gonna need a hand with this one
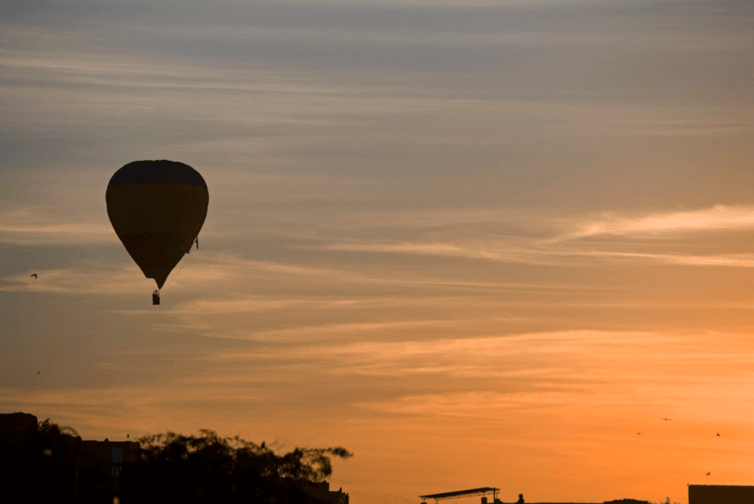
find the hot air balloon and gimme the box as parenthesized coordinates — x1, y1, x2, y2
(106, 160, 208, 304)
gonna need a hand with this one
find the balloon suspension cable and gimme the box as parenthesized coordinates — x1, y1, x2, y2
(168, 244, 193, 285)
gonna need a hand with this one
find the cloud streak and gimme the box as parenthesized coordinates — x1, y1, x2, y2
(300, 205, 754, 269)
(315, 239, 754, 268)
(570, 205, 754, 238)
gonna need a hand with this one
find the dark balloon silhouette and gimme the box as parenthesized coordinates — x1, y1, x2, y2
(106, 160, 208, 301)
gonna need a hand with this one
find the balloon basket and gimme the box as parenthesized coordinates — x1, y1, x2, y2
(152, 290, 160, 305)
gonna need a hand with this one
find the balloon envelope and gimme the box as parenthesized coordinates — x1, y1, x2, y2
(106, 160, 208, 289)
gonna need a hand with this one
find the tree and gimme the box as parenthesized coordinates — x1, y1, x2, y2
(655, 498, 681, 504)
(119, 429, 352, 504)
(24, 418, 81, 504)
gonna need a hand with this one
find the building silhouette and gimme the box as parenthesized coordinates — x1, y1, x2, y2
(301, 480, 350, 504)
(689, 485, 754, 504)
(75, 439, 140, 502)
(1, 412, 139, 503)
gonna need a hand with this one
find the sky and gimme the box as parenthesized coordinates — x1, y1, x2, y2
(1, 0, 754, 502)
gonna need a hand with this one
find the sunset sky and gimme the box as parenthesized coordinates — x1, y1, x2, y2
(2, 1, 754, 503)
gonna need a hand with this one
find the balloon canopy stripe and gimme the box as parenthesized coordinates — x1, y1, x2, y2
(106, 184, 208, 238)
(108, 160, 207, 188)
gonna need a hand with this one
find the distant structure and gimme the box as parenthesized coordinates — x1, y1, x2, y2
(416, 489, 655, 504)
(300, 480, 350, 504)
(689, 484, 754, 504)
(0, 411, 38, 447)
(76, 437, 140, 502)
(420, 487, 501, 504)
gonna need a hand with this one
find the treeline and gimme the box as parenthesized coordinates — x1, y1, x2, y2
(120, 429, 352, 503)
(27, 418, 352, 504)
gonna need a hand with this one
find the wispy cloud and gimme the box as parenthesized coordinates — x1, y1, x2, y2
(0, 384, 267, 438)
(569, 205, 754, 238)
(7, 203, 754, 306)
(314, 238, 754, 269)
(0, 265, 153, 295)
(338, 329, 754, 423)
(0, 259, 289, 298)
(574, 251, 754, 267)
(0, 222, 113, 245)
(315, 240, 560, 265)
(354, 391, 591, 418)
(208, 329, 688, 377)
(0, 203, 113, 245)
(301, 205, 754, 269)
(313, 330, 665, 378)
(0, 248, 600, 298)
(198, 316, 513, 344)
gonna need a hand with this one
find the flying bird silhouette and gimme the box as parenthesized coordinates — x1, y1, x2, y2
(662, 418, 671, 421)
(706, 472, 710, 476)
(717, 433, 720, 436)
(637, 432, 641, 435)
(30, 274, 37, 278)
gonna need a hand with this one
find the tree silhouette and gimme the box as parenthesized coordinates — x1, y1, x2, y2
(119, 429, 352, 504)
(27, 418, 81, 504)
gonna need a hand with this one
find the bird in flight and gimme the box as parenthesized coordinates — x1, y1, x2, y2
(30, 274, 37, 278)
(637, 432, 641, 435)
(661, 418, 671, 421)
(706, 472, 710, 476)
(717, 433, 720, 436)
(37, 371, 40, 375)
